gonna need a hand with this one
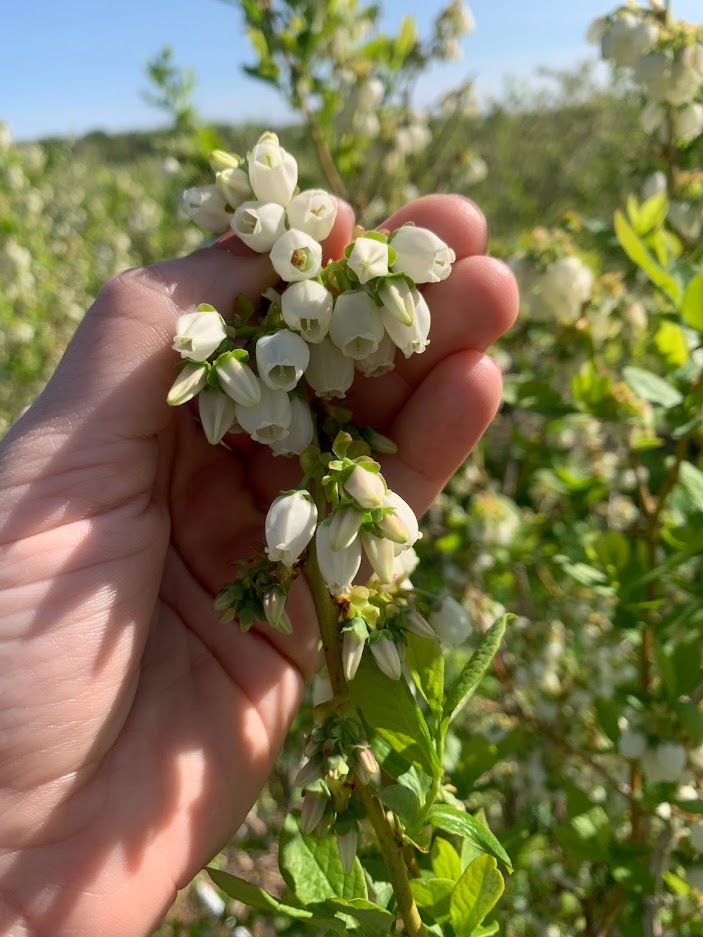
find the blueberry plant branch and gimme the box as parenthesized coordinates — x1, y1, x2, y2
(171, 131, 510, 935)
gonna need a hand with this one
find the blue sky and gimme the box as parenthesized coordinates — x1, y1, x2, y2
(1, 0, 701, 140)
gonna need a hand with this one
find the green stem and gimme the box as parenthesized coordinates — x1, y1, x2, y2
(303, 545, 427, 937)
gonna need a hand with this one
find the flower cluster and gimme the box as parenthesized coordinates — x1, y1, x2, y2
(508, 241, 594, 327)
(172, 133, 455, 454)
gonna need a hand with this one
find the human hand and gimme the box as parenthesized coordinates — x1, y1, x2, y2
(0, 195, 517, 937)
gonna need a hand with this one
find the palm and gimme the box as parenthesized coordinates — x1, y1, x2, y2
(0, 195, 517, 937)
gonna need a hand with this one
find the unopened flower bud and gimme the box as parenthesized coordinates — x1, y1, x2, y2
(329, 506, 364, 551)
(383, 491, 420, 551)
(405, 609, 437, 640)
(382, 289, 431, 357)
(429, 596, 471, 647)
(301, 792, 328, 834)
(216, 166, 253, 209)
(265, 491, 318, 567)
(248, 133, 298, 207)
(182, 185, 231, 233)
(316, 521, 362, 595)
(199, 389, 238, 445)
(167, 362, 208, 406)
(263, 587, 288, 627)
(336, 823, 359, 874)
(209, 149, 243, 172)
(281, 280, 334, 344)
(295, 759, 322, 787)
(355, 746, 381, 786)
(371, 632, 402, 680)
(344, 465, 386, 508)
(375, 510, 409, 545)
(378, 277, 416, 326)
(390, 225, 456, 283)
(215, 353, 261, 407)
(347, 237, 390, 284)
(256, 329, 310, 392)
(342, 617, 369, 682)
(172, 306, 227, 362)
(232, 201, 287, 253)
(362, 532, 396, 585)
(287, 189, 338, 242)
(271, 229, 323, 282)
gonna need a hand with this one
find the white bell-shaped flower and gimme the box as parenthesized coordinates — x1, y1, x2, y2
(355, 333, 397, 378)
(265, 491, 318, 567)
(216, 167, 253, 209)
(667, 56, 701, 106)
(305, 338, 355, 397)
(370, 633, 402, 681)
(382, 289, 431, 358)
(361, 532, 396, 585)
(256, 329, 310, 393)
(390, 226, 456, 284)
(182, 185, 232, 233)
(270, 396, 314, 456)
(281, 280, 334, 343)
(328, 505, 364, 551)
(378, 277, 416, 326)
(235, 383, 292, 443)
(248, 132, 298, 207)
(347, 237, 390, 284)
(270, 229, 323, 282)
(232, 201, 287, 253)
(167, 362, 208, 406)
(215, 353, 261, 407)
(429, 596, 471, 647)
(675, 102, 703, 144)
(172, 307, 228, 362)
(668, 201, 703, 241)
(199, 390, 238, 445)
(634, 52, 673, 100)
(383, 491, 420, 551)
(329, 292, 385, 359)
(316, 521, 362, 595)
(357, 77, 384, 110)
(287, 189, 338, 242)
(344, 465, 386, 508)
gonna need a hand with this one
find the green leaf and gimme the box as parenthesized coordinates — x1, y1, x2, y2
(393, 14, 417, 65)
(622, 366, 683, 408)
(378, 784, 421, 826)
(682, 273, 703, 331)
(443, 615, 509, 721)
(427, 805, 512, 871)
(207, 869, 314, 921)
(431, 836, 462, 882)
(637, 191, 669, 235)
(409, 877, 455, 923)
(279, 815, 367, 905)
(450, 855, 505, 936)
(614, 210, 682, 305)
(655, 321, 688, 366)
(678, 461, 703, 514)
(321, 897, 394, 935)
(404, 631, 444, 719)
(471, 923, 500, 937)
(348, 658, 440, 778)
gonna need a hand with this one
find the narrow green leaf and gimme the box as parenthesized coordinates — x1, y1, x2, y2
(404, 631, 444, 718)
(622, 366, 683, 408)
(637, 191, 668, 235)
(443, 616, 509, 721)
(450, 855, 505, 936)
(682, 273, 703, 331)
(428, 805, 512, 871)
(348, 657, 440, 778)
(279, 815, 367, 904)
(431, 836, 462, 882)
(614, 210, 682, 304)
(207, 869, 314, 920)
